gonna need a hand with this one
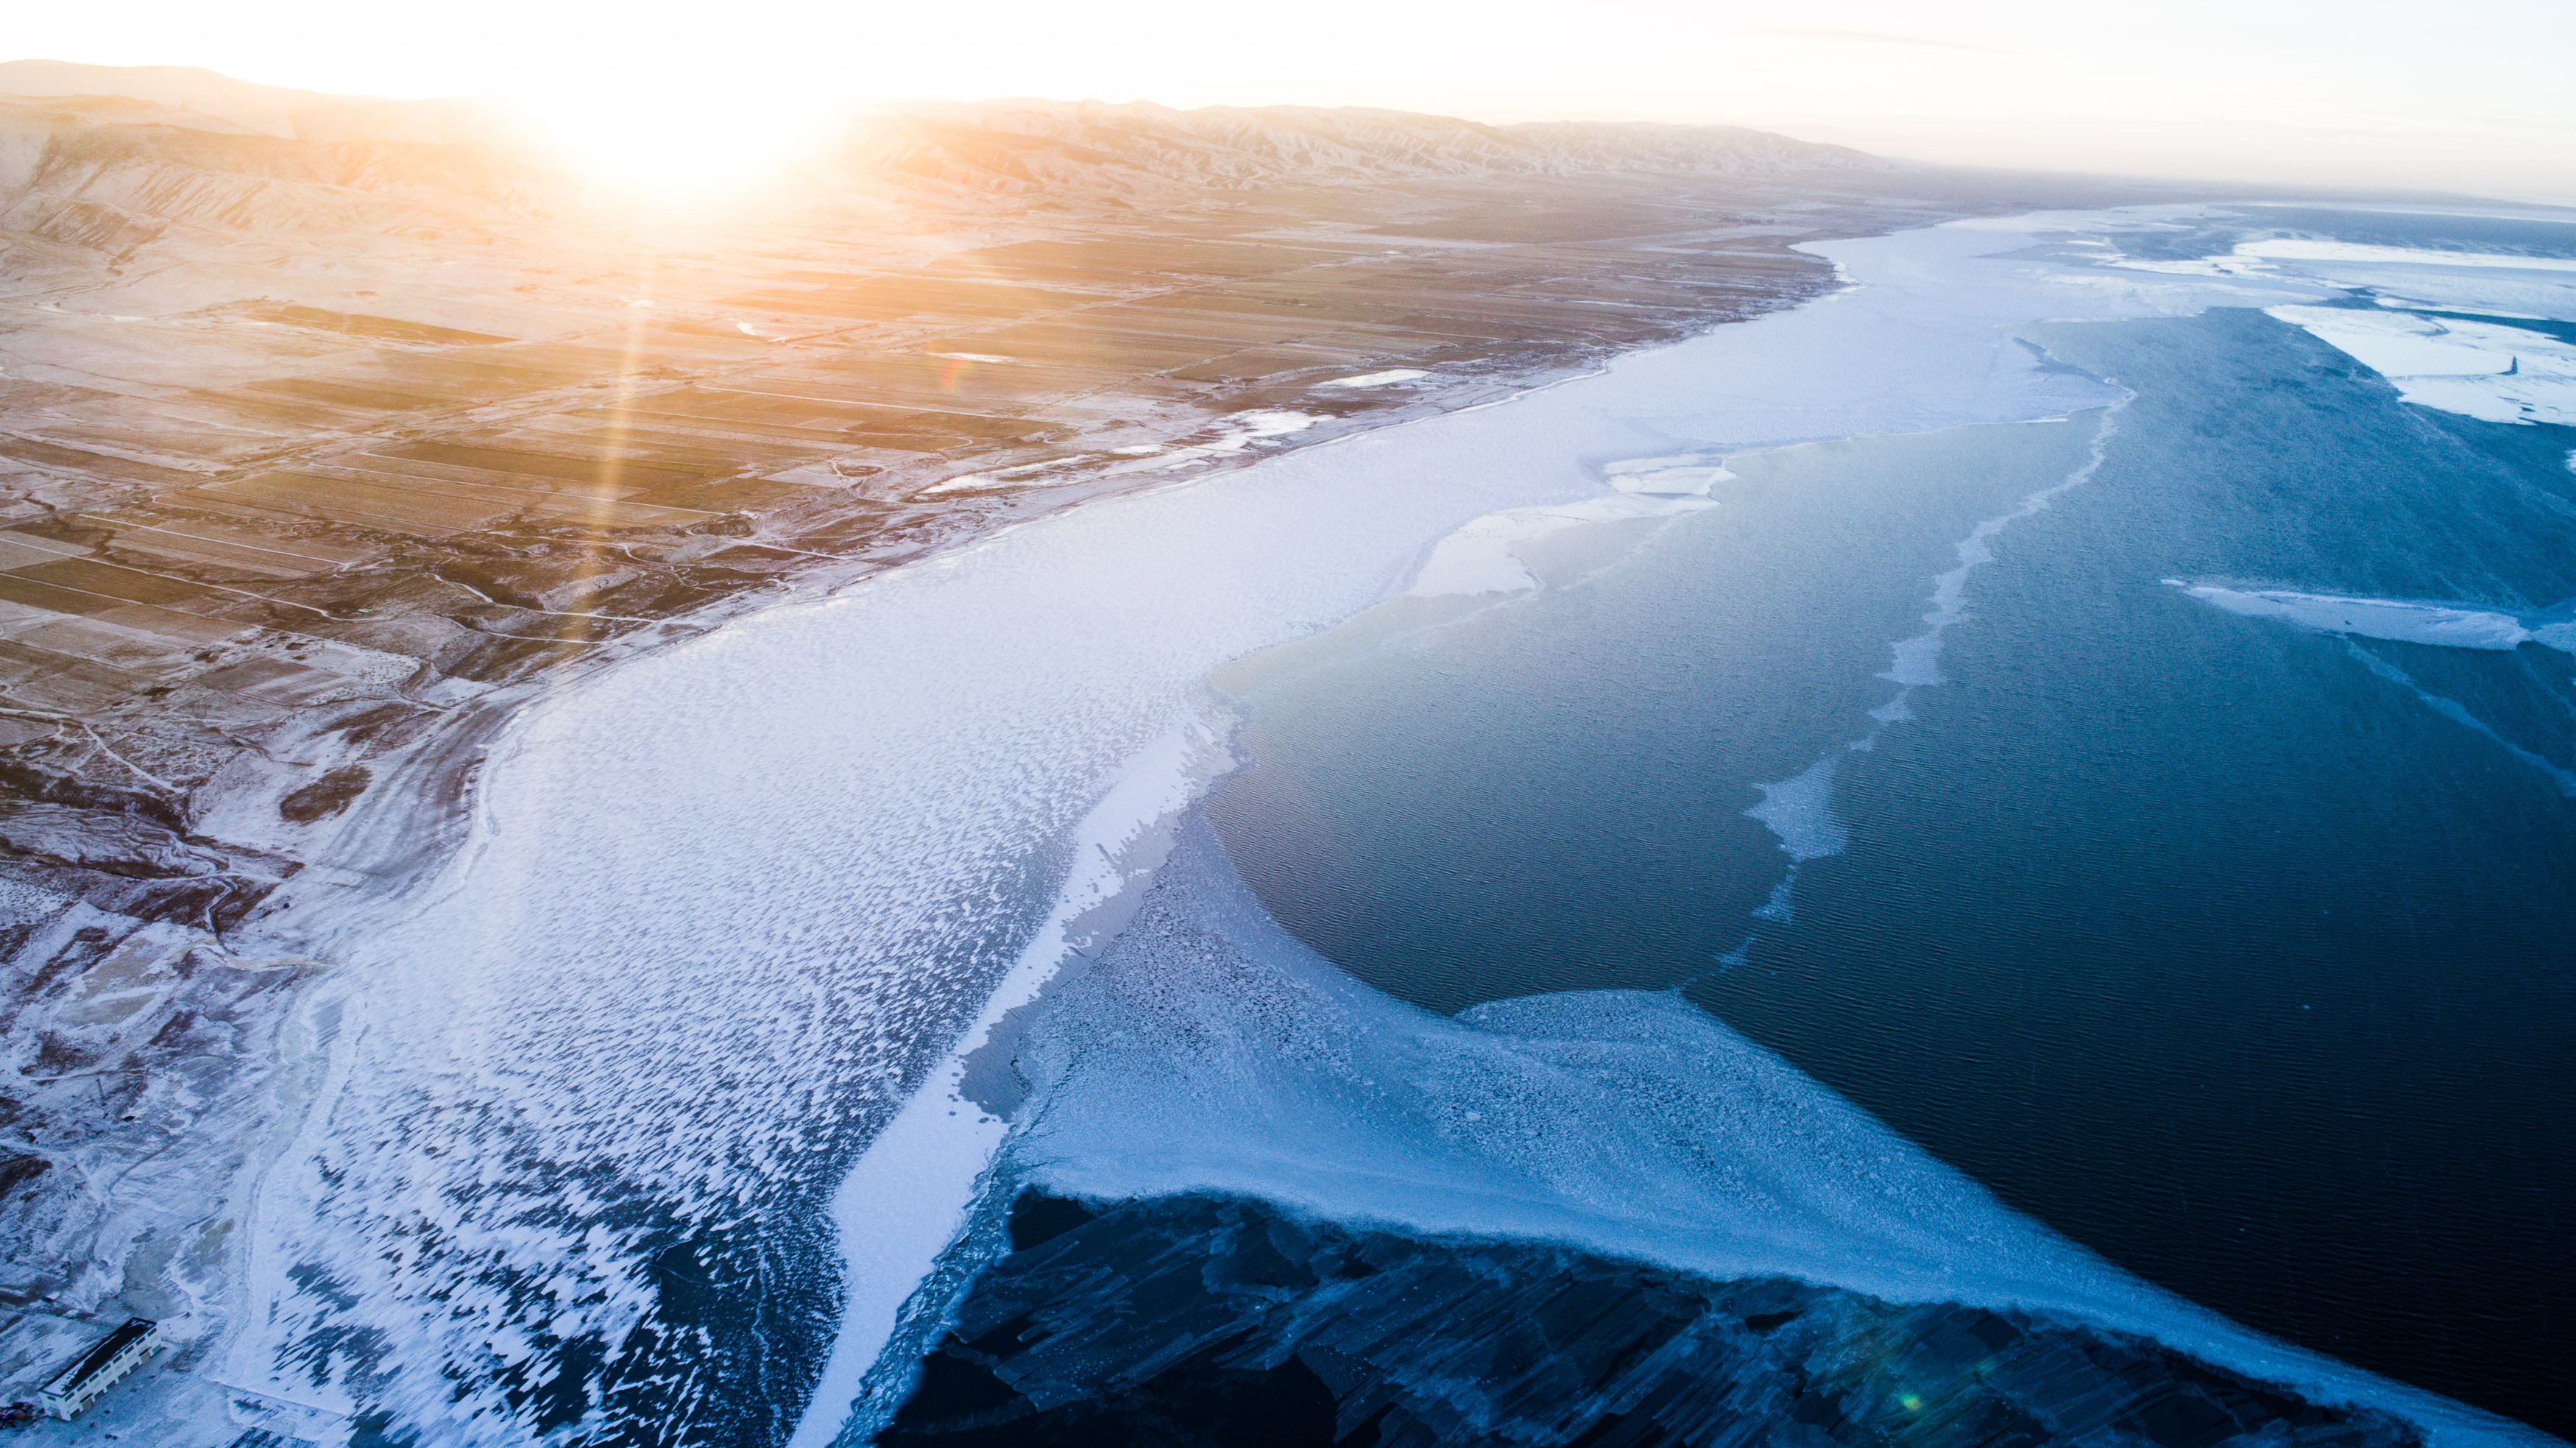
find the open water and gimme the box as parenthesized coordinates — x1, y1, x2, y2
(1205, 208, 2576, 1437)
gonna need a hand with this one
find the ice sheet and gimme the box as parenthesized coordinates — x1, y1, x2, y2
(2268, 307, 2519, 376)
(2106, 227, 2576, 423)
(2236, 240, 2576, 274)
(2170, 582, 2559, 651)
(1406, 494, 1716, 597)
(1604, 455, 1736, 495)
(2265, 306, 2576, 426)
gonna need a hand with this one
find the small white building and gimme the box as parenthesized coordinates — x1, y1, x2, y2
(35, 1317, 162, 1420)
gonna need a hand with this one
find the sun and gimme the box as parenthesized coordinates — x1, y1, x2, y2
(503, 74, 842, 194)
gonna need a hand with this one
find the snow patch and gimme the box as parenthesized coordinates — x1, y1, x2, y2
(1103, 411, 1325, 476)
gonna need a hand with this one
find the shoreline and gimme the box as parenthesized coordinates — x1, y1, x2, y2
(10, 188, 2533, 1444)
(0, 233, 1866, 1438)
(246, 322, 1705, 947)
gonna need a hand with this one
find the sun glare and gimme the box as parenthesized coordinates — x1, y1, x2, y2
(504, 77, 841, 194)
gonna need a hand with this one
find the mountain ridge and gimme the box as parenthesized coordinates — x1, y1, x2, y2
(0, 60, 1883, 243)
(843, 100, 1882, 197)
(0, 58, 470, 143)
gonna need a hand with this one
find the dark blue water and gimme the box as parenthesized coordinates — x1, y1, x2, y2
(1205, 280, 2576, 1433)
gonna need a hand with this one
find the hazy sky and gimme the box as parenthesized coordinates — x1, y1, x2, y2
(12, 0, 2575, 199)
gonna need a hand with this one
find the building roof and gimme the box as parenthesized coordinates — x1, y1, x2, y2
(39, 1318, 156, 1399)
